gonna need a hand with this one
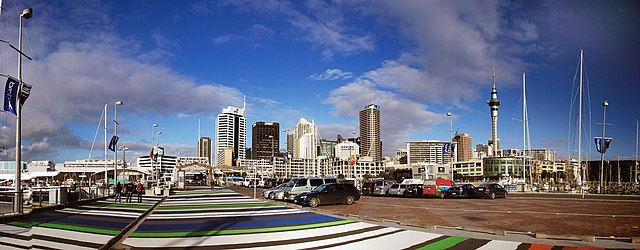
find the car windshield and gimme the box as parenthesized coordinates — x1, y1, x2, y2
(275, 183, 286, 189)
(285, 179, 297, 188)
(452, 184, 465, 188)
(390, 184, 399, 188)
(313, 184, 329, 192)
(479, 184, 492, 188)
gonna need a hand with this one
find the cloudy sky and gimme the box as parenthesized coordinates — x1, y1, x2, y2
(0, 0, 639, 164)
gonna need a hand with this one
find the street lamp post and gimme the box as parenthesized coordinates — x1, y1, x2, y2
(14, 8, 32, 214)
(120, 146, 128, 178)
(447, 112, 453, 181)
(352, 130, 356, 180)
(599, 100, 608, 193)
(151, 123, 158, 191)
(156, 131, 162, 193)
(113, 101, 123, 185)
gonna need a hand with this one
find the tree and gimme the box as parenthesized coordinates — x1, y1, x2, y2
(337, 174, 345, 179)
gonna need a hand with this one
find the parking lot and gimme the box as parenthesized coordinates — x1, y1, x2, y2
(231, 186, 640, 238)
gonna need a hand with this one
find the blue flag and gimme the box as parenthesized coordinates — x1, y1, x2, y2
(3, 76, 19, 115)
(442, 144, 450, 154)
(594, 137, 612, 154)
(108, 135, 119, 152)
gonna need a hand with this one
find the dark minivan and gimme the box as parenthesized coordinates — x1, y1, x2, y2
(294, 183, 360, 207)
(361, 182, 374, 196)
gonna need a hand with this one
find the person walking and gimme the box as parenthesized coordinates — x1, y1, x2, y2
(115, 182, 123, 203)
(136, 181, 144, 203)
(125, 182, 134, 203)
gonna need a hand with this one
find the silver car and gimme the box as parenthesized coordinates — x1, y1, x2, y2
(388, 184, 408, 196)
(262, 183, 286, 199)
(373, 180, 395, 196)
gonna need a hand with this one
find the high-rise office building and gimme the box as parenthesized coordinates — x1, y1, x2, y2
(293, 118, 317, 159)
(360, 104, 382, 162)
(198, 137, 212, 165)
(215, 105, 246, 167)
(454, 133, 473, 162)
(406, 140, 453, 165)
(252, 122, 280, 160)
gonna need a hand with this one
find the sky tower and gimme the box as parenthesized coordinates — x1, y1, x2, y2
(488, 63, 501, 156)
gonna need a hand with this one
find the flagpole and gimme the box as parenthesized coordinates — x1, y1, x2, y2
(599, 100, 608, 193)
(14, 8, 32, 214)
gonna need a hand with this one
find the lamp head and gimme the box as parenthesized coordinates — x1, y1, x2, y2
(115, 100, 123, 105)
(446, 112, 452, 117)
(603, 100, 608, 107)
(21, 8, 32, 19)
(153, 123, 158, 127)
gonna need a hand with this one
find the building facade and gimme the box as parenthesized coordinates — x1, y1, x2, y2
(454, 133, 473, 162)
(198, 137, 212, 165)
(526, 149, 557, 162)
(360, 104, 382, 161)
(137, 155, 177, 183)
(319, 139, 337, 158)
(252, 122, 280, 160)
(335, 141, 360, 161)
(406, 141, 454, 165)
(453, 159, 484, 180)
(215, 105, 246, 166)
(293, 118, 317, 159)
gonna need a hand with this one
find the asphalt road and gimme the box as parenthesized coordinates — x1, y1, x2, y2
(232, 186, 640, 238)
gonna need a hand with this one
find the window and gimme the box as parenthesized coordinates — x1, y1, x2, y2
(309, 179, 323, 186)
(296, 179, 307, 186)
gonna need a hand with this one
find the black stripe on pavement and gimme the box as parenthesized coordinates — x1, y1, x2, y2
(32, 234, 104, 249)
(516, 243, 532, 250)
(0, 240, 30, 249)
(0, 230, 31, 241)
(404, 235, 450, 250)
(306, 228, 406, 250)
(446, 238, 490, 250)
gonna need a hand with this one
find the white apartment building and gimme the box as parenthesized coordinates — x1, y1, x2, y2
(137, 155, 177, 183)
(177, 156, 210, 166)
(293, 118, 317, 159)
(453, 159, 484, 180)
(215, 105, 246, 167)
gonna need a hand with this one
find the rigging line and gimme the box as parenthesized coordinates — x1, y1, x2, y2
(22, 15, 72, 161)
(88, 108, 105, 159)
(568, 54, 581, 159)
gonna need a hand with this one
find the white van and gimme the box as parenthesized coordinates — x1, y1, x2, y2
(282, 177, 337, 200)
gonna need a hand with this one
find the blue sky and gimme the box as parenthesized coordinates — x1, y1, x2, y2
(0, 0, 639, 164)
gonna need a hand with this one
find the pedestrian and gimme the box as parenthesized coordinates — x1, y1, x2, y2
(136, 181, 144, 203)
(125, 182, 133, 203)
(115, 182, 123, 203)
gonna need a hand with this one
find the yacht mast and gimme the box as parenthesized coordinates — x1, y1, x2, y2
(578, 49, 584, 189)
(522, 72, 527, 184)
(636, 120, 639, 183)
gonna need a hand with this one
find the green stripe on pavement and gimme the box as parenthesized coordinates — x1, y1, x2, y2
(157, 203, 279, 210)
(88, 202, 153, 209)
(417, 236, 468, 250)
(130, 219, 354, 237)
(9, 221, 121, 235)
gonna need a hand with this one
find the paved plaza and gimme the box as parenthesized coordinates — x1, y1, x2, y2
(0, 188, 638, 249)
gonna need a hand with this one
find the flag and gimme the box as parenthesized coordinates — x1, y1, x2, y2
(149, 147, 154, 159)
(269, 156, 273, 165)
(3, 76, 19, 115)
(19, 82, 32, 106)
(442, 144, 450, 154)
(108, 135, 119, 152)
(594, 137, 612, 153)
(283, 154, 288, 164)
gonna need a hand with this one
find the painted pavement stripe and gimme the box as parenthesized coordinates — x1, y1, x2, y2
(405, 235, 452, 250)
(321, 229, 442, 250)
(130, 219, 355, 237)
(31, 226, 113, 244)
(141, 211, 321, 226)
(517, 243, 533, 250)
(415, 236, 469, 250)
(54, 209, 143, 218)
(31, 234, 103, 249)
(560, 247, 607, 250)
(269, 227, 404, 250)
(0, 224, 31, 241)
(446, 237, 491, 250)
(123, 220, 377, 248)
(31, 239, 96, 250)
(156, 203, 280, 210)
(476, 240, 523, 250)
(149, 206, 297, 215)
(147, 209, 309, 219)
(10, 221, 122, 235)
(0, 240, 29, 249)
(528, 243, 555, 250)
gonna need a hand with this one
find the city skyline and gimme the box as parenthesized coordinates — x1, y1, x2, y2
(0, 1, 639, 164)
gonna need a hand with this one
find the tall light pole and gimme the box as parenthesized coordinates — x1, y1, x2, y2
(151, 123, 158, 190)
(599, 100, 608, 193)
(113, 100, 123, 185)
(14, 7, 32, 214)
(447, 112, 453, 180)
(156, 131, 162, 193)
(352, 130, 356, 180)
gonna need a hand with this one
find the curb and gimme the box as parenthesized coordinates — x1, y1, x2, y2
(535, 232, 595, 242)
(463, 226, 506, 236)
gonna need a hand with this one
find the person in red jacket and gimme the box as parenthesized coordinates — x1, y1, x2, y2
(136, 181, 144, 203)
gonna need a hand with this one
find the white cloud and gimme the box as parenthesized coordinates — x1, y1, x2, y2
(308, 69, 353, 81)
(213, 24, 274, 46)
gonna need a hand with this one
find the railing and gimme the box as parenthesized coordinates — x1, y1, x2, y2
(0, 185, 113, 216)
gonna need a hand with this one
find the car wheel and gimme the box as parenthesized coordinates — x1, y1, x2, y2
(345, 196, 354, 205)
(268, 192, 275, 199)
(309, 197, 320, 207)
(503, 192, 508, 199)
(490, 192, 496, 199)
(439, 193, 445, 199)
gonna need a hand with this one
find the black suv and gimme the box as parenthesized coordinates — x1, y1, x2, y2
(361, 182, 374, 196)
(294, 183, 360, 207)
(403, 184, 423, 197)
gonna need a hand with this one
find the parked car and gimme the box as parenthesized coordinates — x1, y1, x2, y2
(403, 184, 423, 197)
(283, 177, 337, 201)
(262, 183, 287, 199)
(423, 179, 454, 199)
(444, 184, 476, 198)
(293, 183, 360, 207)
(473, 183, 508, 199)
(388, 184, 409, 196)
(373, 180, 395, 196)
(361, 182, 375, 196)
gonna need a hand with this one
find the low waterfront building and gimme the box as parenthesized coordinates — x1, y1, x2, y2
(482, 156, 531, 180)
(453, 159, 484, 181)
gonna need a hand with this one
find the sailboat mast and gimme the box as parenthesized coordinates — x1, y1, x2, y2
(636, 120, 638, 183)
(523, 72, 527, 184)
(104, 104, 108, 184)
(578, 49, 584, 188)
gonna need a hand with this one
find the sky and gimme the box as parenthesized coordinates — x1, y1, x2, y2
(0, 0, 639, 165)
